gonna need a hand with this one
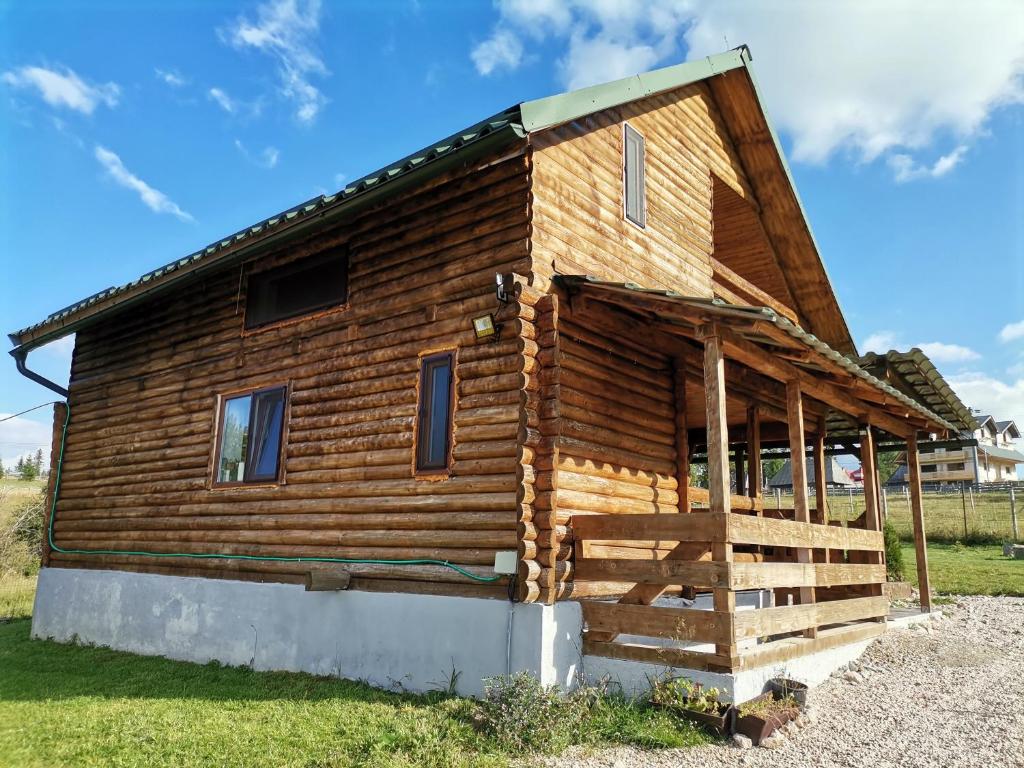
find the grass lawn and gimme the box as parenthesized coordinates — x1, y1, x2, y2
(902, 543, 1024, 597)
(0, 618, 708, 768)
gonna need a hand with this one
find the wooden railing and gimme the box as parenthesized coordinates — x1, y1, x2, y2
(572, 512, 888, 672)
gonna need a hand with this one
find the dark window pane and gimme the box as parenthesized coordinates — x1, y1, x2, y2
(247, 388, 286, 481)
(245, 249, 348, 328)
(624, 123, 646, 227)
(416, 353, 454, 472)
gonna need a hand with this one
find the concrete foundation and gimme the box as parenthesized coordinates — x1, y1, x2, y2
(31, 567, 582, 697)
(32, 567, 877, 702)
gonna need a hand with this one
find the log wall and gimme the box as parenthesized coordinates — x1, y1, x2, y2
(50, 145, 534, 598)
(529, 81, 757, 296)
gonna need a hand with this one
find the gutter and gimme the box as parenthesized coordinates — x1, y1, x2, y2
(10, 347, 68, 398)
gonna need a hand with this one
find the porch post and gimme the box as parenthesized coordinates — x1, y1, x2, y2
(747, 405, 762, 511)
(673, 359, 691, 514)
(702, 325, 736, 663)
(813, 416, 829, 563)
(907, 433, 932, 612)
(786, 381, 816, 637)
(860, 426, 880, 531)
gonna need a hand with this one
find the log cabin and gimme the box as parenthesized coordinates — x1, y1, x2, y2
(10, 47, 959, 699)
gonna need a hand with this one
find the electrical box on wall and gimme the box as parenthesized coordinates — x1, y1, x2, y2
(493, 551, 518, 575)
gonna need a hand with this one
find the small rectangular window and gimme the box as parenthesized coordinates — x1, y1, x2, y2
(623, 123, 646, 227)
(415, 352, 455, 473)
(215, 385, 287, 484)
(245, 248, 348, 329)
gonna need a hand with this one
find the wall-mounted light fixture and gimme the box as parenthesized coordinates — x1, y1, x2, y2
(472, 313, 499, 341)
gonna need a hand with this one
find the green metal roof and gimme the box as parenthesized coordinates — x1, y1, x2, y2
(978, 444, 1024, 464)
(557, 275, 957, 435)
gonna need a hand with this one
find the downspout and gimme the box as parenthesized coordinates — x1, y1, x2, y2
(10, 346, 69, 398)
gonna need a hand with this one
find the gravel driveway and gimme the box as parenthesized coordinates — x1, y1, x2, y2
(541, 596, 1024, 768)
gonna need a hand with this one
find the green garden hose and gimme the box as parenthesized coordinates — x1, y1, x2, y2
(47, 403, 501, 583)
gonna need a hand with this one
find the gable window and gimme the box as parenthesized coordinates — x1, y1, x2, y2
(415, 352, 455, 473)
(245, 247, 348, 329)
(623, 123, 646, 228)
(215, 385, 287, 484)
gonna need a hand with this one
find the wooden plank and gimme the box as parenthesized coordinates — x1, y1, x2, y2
(581, 601, 734, 645)
(574, 558, 729, 586)
(582, 638, 731, 672)
(674, 361, 690, 514)
(727, 514, 884, 551)
(907, 433, 932, 612)
(786, 381, 817, 638)
(305, 568, 352, 591)
(736, 621, 885, 671)
(732, 596, 889, 640)
(730, 562, 885, 589)
(687, 486, 763, 511)
(860, 427, 881, 531)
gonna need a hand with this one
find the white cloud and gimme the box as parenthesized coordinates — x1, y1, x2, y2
(471, 28, 524, 76)
(333, 172, 347, 188)
(948, 371, 1024, 436)
(221, 0, 327, 124)
(999, 320, 1024, 343)
(475, 0, 1024, 181)
(862, 331, 898, 353)
(155, 68, 186, 87)
(888, 146, 968, 183)
(208, 87, 237, 114)
(0, 414, 52, 469)
(94, 146, 193, 222)
(861, 332, 980, 363)
(234, 138, 280, 168)
(916, 341, 981, 363)
(1, 64, 119, 114)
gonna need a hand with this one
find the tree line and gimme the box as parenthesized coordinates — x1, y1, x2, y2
(0, 449, 45, 481)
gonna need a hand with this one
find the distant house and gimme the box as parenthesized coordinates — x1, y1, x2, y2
(887, 414, 1022, 485)
(767, 457, 855, 490)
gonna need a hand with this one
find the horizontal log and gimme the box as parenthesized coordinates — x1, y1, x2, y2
(735, 621, 886, 671)
(574, 558, 729, 586)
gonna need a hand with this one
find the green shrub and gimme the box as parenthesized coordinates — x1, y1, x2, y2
(477, 673, 585, 753)
(1, 490, 45, 578)
(884, 520, 905, 581)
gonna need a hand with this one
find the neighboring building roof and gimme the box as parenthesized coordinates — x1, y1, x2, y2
(857, 349, 977, 434)
(10, 45, 854, 357)
(978, 444, 1024, 464)
(558, 275, 956, 434)
(995, 420, 1021, 438)
(975, 414, 995, 430)
(767, 457, 855, 488)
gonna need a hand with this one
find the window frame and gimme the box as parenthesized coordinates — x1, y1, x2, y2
(622, 122, 647, 229)
(414, 350, 457, 476)
(243, 247, 350, 331)
(211, 383, 290, 488)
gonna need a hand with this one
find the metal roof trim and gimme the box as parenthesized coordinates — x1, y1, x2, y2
(557, 275, 956, 434)
(977, 444, 1024, 464)
(518, 47, 748, 133)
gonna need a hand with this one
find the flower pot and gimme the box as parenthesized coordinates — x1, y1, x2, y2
(652, 700, 734, 736)
(733, 692, 799, 746)
(767, 677, 808, 707)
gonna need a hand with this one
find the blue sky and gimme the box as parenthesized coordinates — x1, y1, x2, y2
(1, 0, 1023, 466)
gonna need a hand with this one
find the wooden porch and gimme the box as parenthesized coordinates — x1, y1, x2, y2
(557, 277, 949, 674)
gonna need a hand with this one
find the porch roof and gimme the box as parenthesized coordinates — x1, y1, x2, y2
(557, 275, 956, 436)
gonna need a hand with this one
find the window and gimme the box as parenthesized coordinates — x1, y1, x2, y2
(623, 123, 646, 227)
(245, 248, 348, 329)
(215, 386, 287, 484)
(948, 462, 965, 471)
(415, 352, 455, 473)
(921, 464, 937, 473)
